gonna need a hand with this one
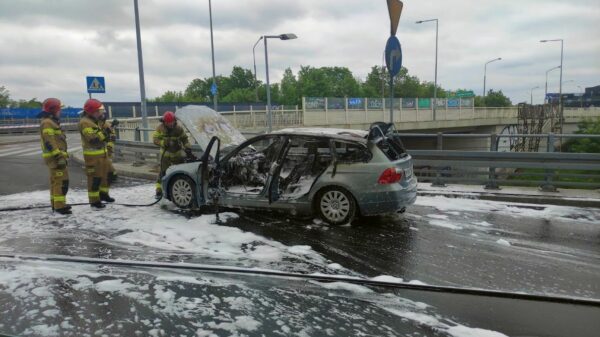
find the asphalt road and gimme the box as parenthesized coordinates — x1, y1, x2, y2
(1, 135, 599, 336)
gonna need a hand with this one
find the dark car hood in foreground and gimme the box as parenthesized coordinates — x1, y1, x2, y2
(1, 257, 598, 337)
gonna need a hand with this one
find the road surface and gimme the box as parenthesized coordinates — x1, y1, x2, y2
(0, 136, 599, 337)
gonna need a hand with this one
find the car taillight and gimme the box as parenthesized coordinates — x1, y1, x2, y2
(378, 167, 403, 184)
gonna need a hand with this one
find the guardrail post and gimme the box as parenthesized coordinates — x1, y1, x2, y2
(344, 97, 349, 124)
(540, 133, 558, 192)
(132, 127, 145, 164)
(485, 133, 500, 190)
(432, 133, 446, 187)
(108, 106, 113, 119)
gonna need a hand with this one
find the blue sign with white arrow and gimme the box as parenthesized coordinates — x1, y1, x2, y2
(385, 36, 403, 77)
(210, 83, 218, 96)
(86, 76, 106, 94)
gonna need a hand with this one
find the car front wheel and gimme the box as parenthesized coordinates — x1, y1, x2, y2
(316, 187, 356, 225)
(169, 175, 196, 209)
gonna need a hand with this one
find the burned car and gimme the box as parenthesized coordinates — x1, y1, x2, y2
(162, 106, 417, 225)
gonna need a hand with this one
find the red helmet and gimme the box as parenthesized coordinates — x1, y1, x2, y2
(42, 98, 62, 114)
(84, 98, 103, 114)
(163, 111, 176, 124)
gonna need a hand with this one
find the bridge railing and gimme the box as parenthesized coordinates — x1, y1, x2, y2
(113, 130, 600, 191)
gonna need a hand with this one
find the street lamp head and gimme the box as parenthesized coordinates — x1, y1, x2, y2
(415, 20, 423, 24)
(279, 33, 297, 40)
(540, 40, 548, 43)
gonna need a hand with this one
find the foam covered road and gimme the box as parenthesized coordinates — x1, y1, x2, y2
(0, 184, 599, 336)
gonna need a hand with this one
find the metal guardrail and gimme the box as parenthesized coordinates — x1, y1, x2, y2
(114, 132, 600, 191)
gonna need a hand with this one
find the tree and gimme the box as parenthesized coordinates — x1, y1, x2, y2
(297, 66, 361, 98)
(222, 88, 255, 103)
(0, 86, 9, 107)
(475, 89, 512, 107)
(184, 78, 211, 102)
(150, 90, 190, 103)
(228, 66, 254, 91)
(564, 118, 600, 153)
(279, 68, 299, 105)
(12, 98, 42, 108)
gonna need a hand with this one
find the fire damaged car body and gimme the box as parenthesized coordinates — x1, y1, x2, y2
(162, 106, 417, 224)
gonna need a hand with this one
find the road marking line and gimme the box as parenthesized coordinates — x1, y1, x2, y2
(0, 146, 24, 154)
(0, 147, 42, 157)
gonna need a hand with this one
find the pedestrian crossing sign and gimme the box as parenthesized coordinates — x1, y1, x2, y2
(86, 76, 106, 94)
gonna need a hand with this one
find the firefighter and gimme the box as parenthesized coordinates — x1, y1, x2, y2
(79, 98, 115, 208)
(39, 98, 71, 214)
(153, 111, 192, 198)
(99, 110, 117, 184)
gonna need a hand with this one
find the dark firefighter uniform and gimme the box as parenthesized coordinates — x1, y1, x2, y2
(153, 122, 192, 195)
(40, 112, 69, 212)
(79, 114, 110, 205)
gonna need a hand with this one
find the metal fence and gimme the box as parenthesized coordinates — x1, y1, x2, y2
(304, 97, 475, 110)
(396, 133, 600, 190)
(112, 130, 600, 191)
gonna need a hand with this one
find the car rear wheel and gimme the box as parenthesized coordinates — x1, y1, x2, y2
(169, 175, 196, 209)
(316, 187, 356, 225)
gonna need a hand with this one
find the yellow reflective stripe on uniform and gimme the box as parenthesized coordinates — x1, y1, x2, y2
(99, 187, 109, 193)
(155, 183, 162, 188)
(83, 149, 106, 156)
(42, 128, 62, 135)
(82, 127, 97, 135)
(53, 195, 66, 202)
(42, 149, 62, 158)
(88, 191, 100, 198)
(107, 142, 114, 147)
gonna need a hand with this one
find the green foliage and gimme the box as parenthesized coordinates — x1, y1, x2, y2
(564, 118, 600, 153)
(0, 86, 10, 107)
(279, 68, 299, 105)
(152, 64, 505, 106)
(474, 89, 512, 107)
(222, 88, 255, 103)
(297, 66, 360, 98)
(12, 98, 42, 108)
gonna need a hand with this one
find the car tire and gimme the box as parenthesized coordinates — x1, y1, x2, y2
(169, 175, 196, 209)
(315, 186, 356, 225)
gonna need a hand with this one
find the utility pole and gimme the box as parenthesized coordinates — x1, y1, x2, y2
(133, 0, 148, 141)
(209, 0, 217, 112)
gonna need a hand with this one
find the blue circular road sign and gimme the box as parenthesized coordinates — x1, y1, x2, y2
(385, 36, 402, 77)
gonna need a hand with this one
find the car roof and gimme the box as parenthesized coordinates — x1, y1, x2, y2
(272, 128, 368, 142)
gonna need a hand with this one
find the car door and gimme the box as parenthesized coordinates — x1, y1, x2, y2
(216, 135, 287, 209)
(271, 136, 334, 202)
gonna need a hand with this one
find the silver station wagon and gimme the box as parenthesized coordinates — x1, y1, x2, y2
(163, 106, 417, 225)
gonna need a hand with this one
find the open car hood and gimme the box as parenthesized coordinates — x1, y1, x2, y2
(175, 105, 246, 152)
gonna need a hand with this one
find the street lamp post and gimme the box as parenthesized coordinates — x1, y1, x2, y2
(541, 39, 564, 131)
(416, 19, 438, 119)
(260, 33, 297, 132)
(530, 86, 540, 105)
(252, 37, 263, 102)
(545, 65, 561, 103)
(483, 57, 502, 99)
(133, 0, 148, 141)
(208, 0, 217, 112)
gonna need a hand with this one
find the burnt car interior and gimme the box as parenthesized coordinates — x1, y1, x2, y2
(368, 122, 407, 160)
(277, 138, 332, 198)
(220, 136, 284, 194)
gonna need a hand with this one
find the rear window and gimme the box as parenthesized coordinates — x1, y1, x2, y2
(375, 135, 407, 161)
(334, 141, 372, 163)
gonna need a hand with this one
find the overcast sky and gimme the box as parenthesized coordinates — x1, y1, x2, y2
(1, 0, 598, 106)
